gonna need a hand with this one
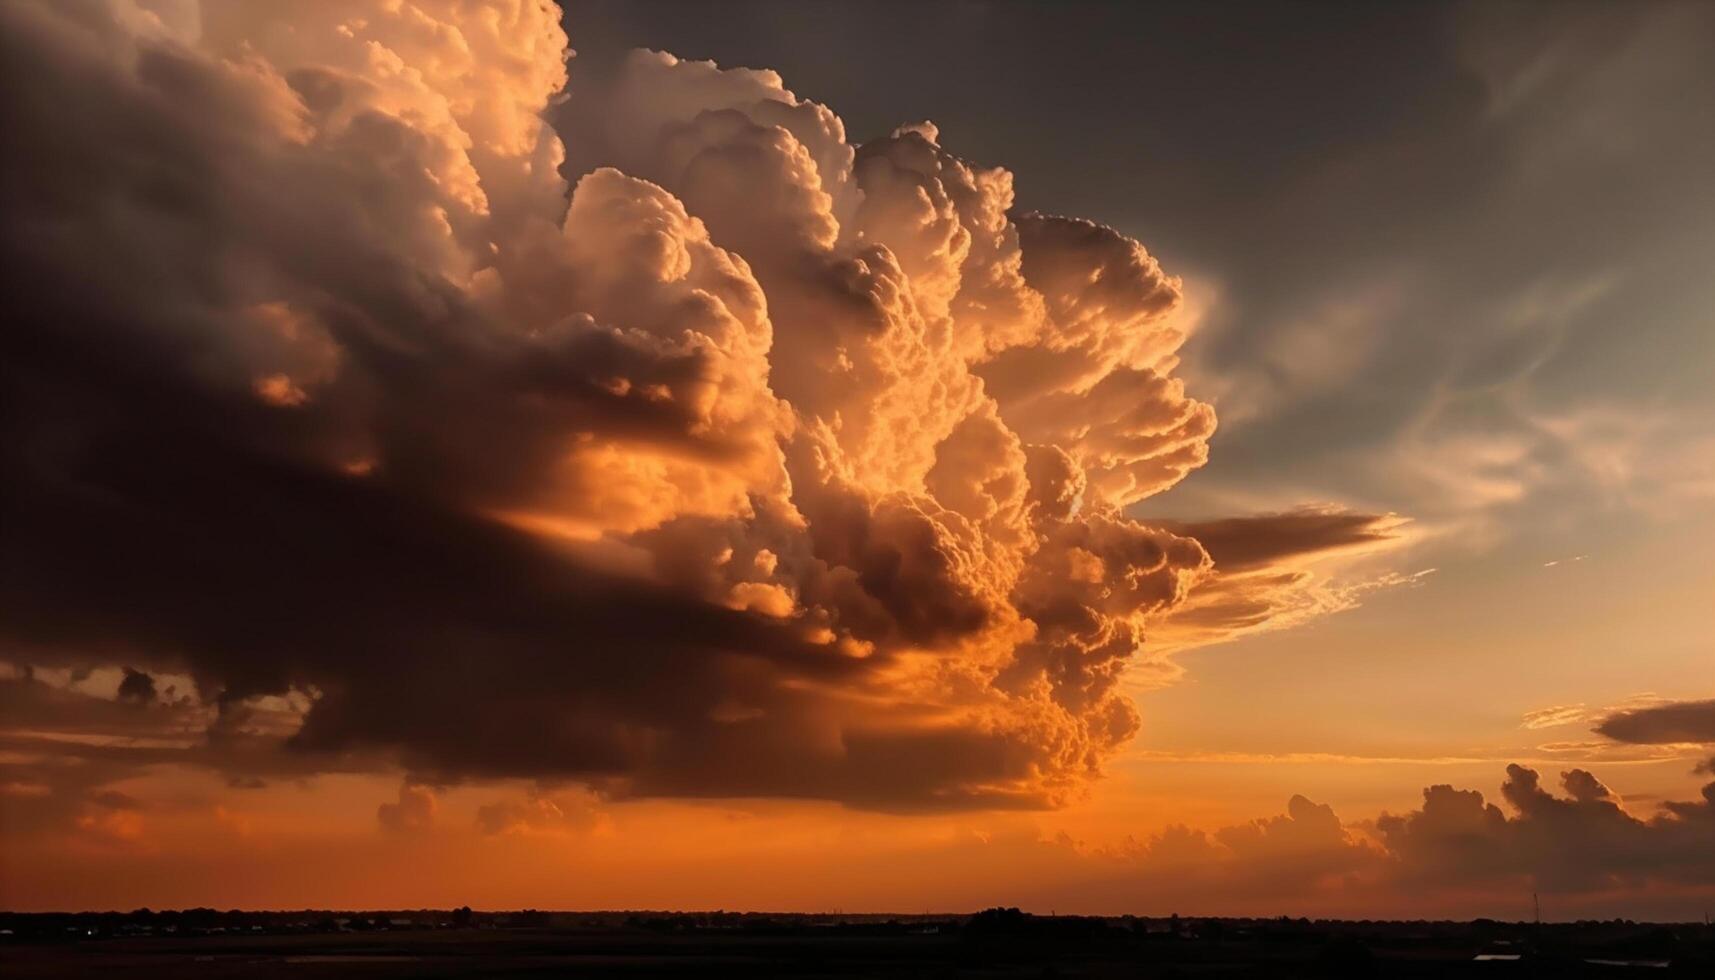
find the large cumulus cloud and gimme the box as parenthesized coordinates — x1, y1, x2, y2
(0, 0, 1390, 812)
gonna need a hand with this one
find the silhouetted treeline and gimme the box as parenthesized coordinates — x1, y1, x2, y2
(3, 905, 1713, 974)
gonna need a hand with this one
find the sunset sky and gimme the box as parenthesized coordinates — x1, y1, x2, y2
(2, 0, 1712, 920)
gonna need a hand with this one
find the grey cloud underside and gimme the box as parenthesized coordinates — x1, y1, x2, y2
(1374, 764, 1715, 893)
(0, 264, 1058, 810)
(10, 668, 1714, 904)
(1596, 700, 1715, 746)
(1155, 511, 1399, 573)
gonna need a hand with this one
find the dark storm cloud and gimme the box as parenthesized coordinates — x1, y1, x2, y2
(1596, 699, 1715, 745)
(0, 1, 1237, 812)
(0, 671, 381, 836)
(11, 0, 1690, 821)
(1157, 510, 1401, 573)
(116, 669, 159, 704)
(0, 0, 871, 804)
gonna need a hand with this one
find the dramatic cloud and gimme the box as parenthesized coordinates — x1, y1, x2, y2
(0, 0, 1409, 814)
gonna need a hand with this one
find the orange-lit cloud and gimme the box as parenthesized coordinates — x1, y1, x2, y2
(0, 6, 1487, 898)
(3, 0, 1712, 922)
(0, 0, 1264, 813)
(1146, 509, 1422, 657)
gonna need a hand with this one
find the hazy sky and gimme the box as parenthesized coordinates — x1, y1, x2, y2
(1, 0, 1711, 918)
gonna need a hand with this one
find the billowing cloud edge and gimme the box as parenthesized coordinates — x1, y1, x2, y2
(1, 0, 1407, 812)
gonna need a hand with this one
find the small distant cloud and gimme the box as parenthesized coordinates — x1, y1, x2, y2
(116, 667, 157, 704)
(1521, 704, 1588, 729)
(475, 789, 607, 837)
(377, 782, 438, 835)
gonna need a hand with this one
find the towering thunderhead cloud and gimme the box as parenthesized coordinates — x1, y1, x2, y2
(0, 1, 1220, 809)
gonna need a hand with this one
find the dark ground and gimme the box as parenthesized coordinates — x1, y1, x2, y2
(3, 909, 1711, 977)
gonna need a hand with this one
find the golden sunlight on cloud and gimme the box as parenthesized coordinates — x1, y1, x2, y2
(0, 0, 1257, 813)
(5, 0, 1712, 923)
